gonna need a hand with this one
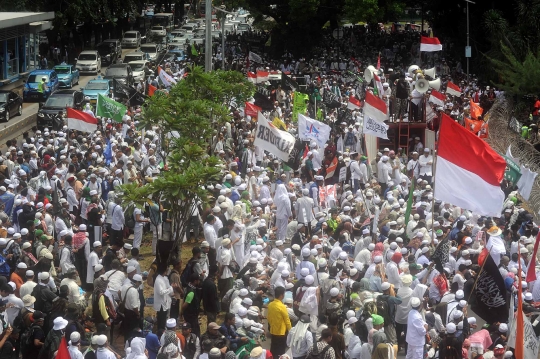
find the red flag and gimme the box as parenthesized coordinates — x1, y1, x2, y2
(376, 53, 380, 70)
(244, 102, 261, 117)
(478, 122, 489, 139)
(66, 108, 98, 133)
(464, 117, 483, 133)
(470, 99, 483, 119)
(478, 247, 489, 266)
(446, 81, 461, 97)
(55, 337, 70, 359)
(420, 36, 442, 52)
(148, 84, 157, 96)
(516, 256, 524, 359)
(247, 72, 257, 83)
(302, 144, 309, 159)
(527, 233, 540, 282)
(347, 96, 362, 110)
(428, 89, 446, 107)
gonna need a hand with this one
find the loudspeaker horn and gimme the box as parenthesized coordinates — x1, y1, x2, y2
(364, 67, 374, 83)
(415, 79, 430, 93)
(408, 64, 420, 75)
(429, 78, 441, 91)
(424, 67, 436, 78)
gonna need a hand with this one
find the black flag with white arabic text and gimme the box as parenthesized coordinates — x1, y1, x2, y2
(431, 235, 450, 274)
(471, 253, 508, 323)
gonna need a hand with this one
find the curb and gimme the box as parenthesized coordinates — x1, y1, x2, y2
(0, 113, 36, 143)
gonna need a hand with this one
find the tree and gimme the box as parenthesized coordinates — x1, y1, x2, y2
(222, 0, 404, 56)
(119, 67, 255, 263)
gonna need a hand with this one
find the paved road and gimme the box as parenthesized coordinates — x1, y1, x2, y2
(0, 47, 140, 148)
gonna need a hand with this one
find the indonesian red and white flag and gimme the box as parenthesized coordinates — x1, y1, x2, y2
(373, 73, 384, 99)
(420, 36, 443, 52)
(247, 72, 257, 83)
(256, 70, 269, 83)
(363, 91, 387, 123)
(446, 81, 461, 97)
(67, 108, 98, 133)
(244, 102, 262, 117)
(434, 114, 506, 216)
(347, 96, 362, 110)
(148, 84, 157, 96)
(429, 89, 446, 107)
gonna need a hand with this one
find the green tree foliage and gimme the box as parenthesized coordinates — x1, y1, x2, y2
(488, 43, 540, 97)
(119, 67, 255, 262)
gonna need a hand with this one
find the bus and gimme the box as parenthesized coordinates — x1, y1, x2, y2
(151, 13, 174, 31)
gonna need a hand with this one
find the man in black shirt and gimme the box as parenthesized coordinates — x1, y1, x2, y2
(201, 265, 219, 323)
(22, 311, 45, 359)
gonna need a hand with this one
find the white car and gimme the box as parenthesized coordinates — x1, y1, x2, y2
(149, 26, 166, 37)
(129, 60, 149, 82)
(75, 51, 102, 74)
(140, 43, 161, 61)
(122, 31, 142, 48)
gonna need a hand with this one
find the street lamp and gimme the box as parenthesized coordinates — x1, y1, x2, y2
(205, 0, 212, 72)
(464, 0, 475, 81)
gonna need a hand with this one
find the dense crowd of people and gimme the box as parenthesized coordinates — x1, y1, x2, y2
(0, 17, 534, 359)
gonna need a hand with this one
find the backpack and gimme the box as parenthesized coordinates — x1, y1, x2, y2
(20, 324, 40, 354)
(124, 205, 136, 229)
(306, 333, 331, 359)
(376, 296, 391, 326)
(180, 259, 197, 287)
(293, 287, 308, 316)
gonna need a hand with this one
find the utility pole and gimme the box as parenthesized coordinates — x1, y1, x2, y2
(204, 0, 212, 72)
(464, 0, 475, 81)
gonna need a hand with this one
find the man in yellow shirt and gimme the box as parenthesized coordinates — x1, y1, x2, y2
(267, 286, 292, 357)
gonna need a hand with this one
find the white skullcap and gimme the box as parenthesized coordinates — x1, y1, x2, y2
(410, 297, 422, 308)
(446, 323, 456, 334)
(305, 275, 314, 285)
(330, 287, 339, 297)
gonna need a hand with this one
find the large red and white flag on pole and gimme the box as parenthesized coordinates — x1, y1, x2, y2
(446, 81, 461, 97)
(363, 91, 387, 123)
(420, 36, 443, 52)
(429, 89, 446, 107)
(434, 114, 506, 216)
(347, 96, 362, 110)
(244, 102, 262, 117)
(67, 108, 98, 133)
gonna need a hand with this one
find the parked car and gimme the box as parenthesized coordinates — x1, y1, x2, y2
(23, 69, 59, 102)
(0, 90, 23, 122)
(82, 77, 111, 104)
(76, 50, 102, 74)
(37, 89, 85, 130)
(53, 63, 80, 88)
(104, 64, 135, 87)
(122, 31, 142, 48)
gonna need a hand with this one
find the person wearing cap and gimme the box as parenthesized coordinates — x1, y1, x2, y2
(267, 286, 292, 356)
(178, 321, 201, 359)
(199, 322, 228, 353)
(119, 270, 143, 339)
(68, 331, 84, 359)
(418, 148, 433, 184)
(440, 316, 469, 359)
(295, 188, 315, 238)
(377, 155, 391, 193)
(217, 237, 235, 300)
(19, 270, 37, 299)
(31, 271, 58, 315)
(40, 316, 68, 359)
(85, 240, 102, 291)
(377, 281, 402, 344)
(406, 297, 427, 359)
(10, 261, 27, 296)
(204, 215, 218, 249)
(153, 263, 176, 331)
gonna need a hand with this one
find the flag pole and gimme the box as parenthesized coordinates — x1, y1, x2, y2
(466, 245, 492, 303)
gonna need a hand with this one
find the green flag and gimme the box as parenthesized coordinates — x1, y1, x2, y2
(191, 43, 198, 56)
(404, 176, 415, 233)
(96, 93, 127, 123)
